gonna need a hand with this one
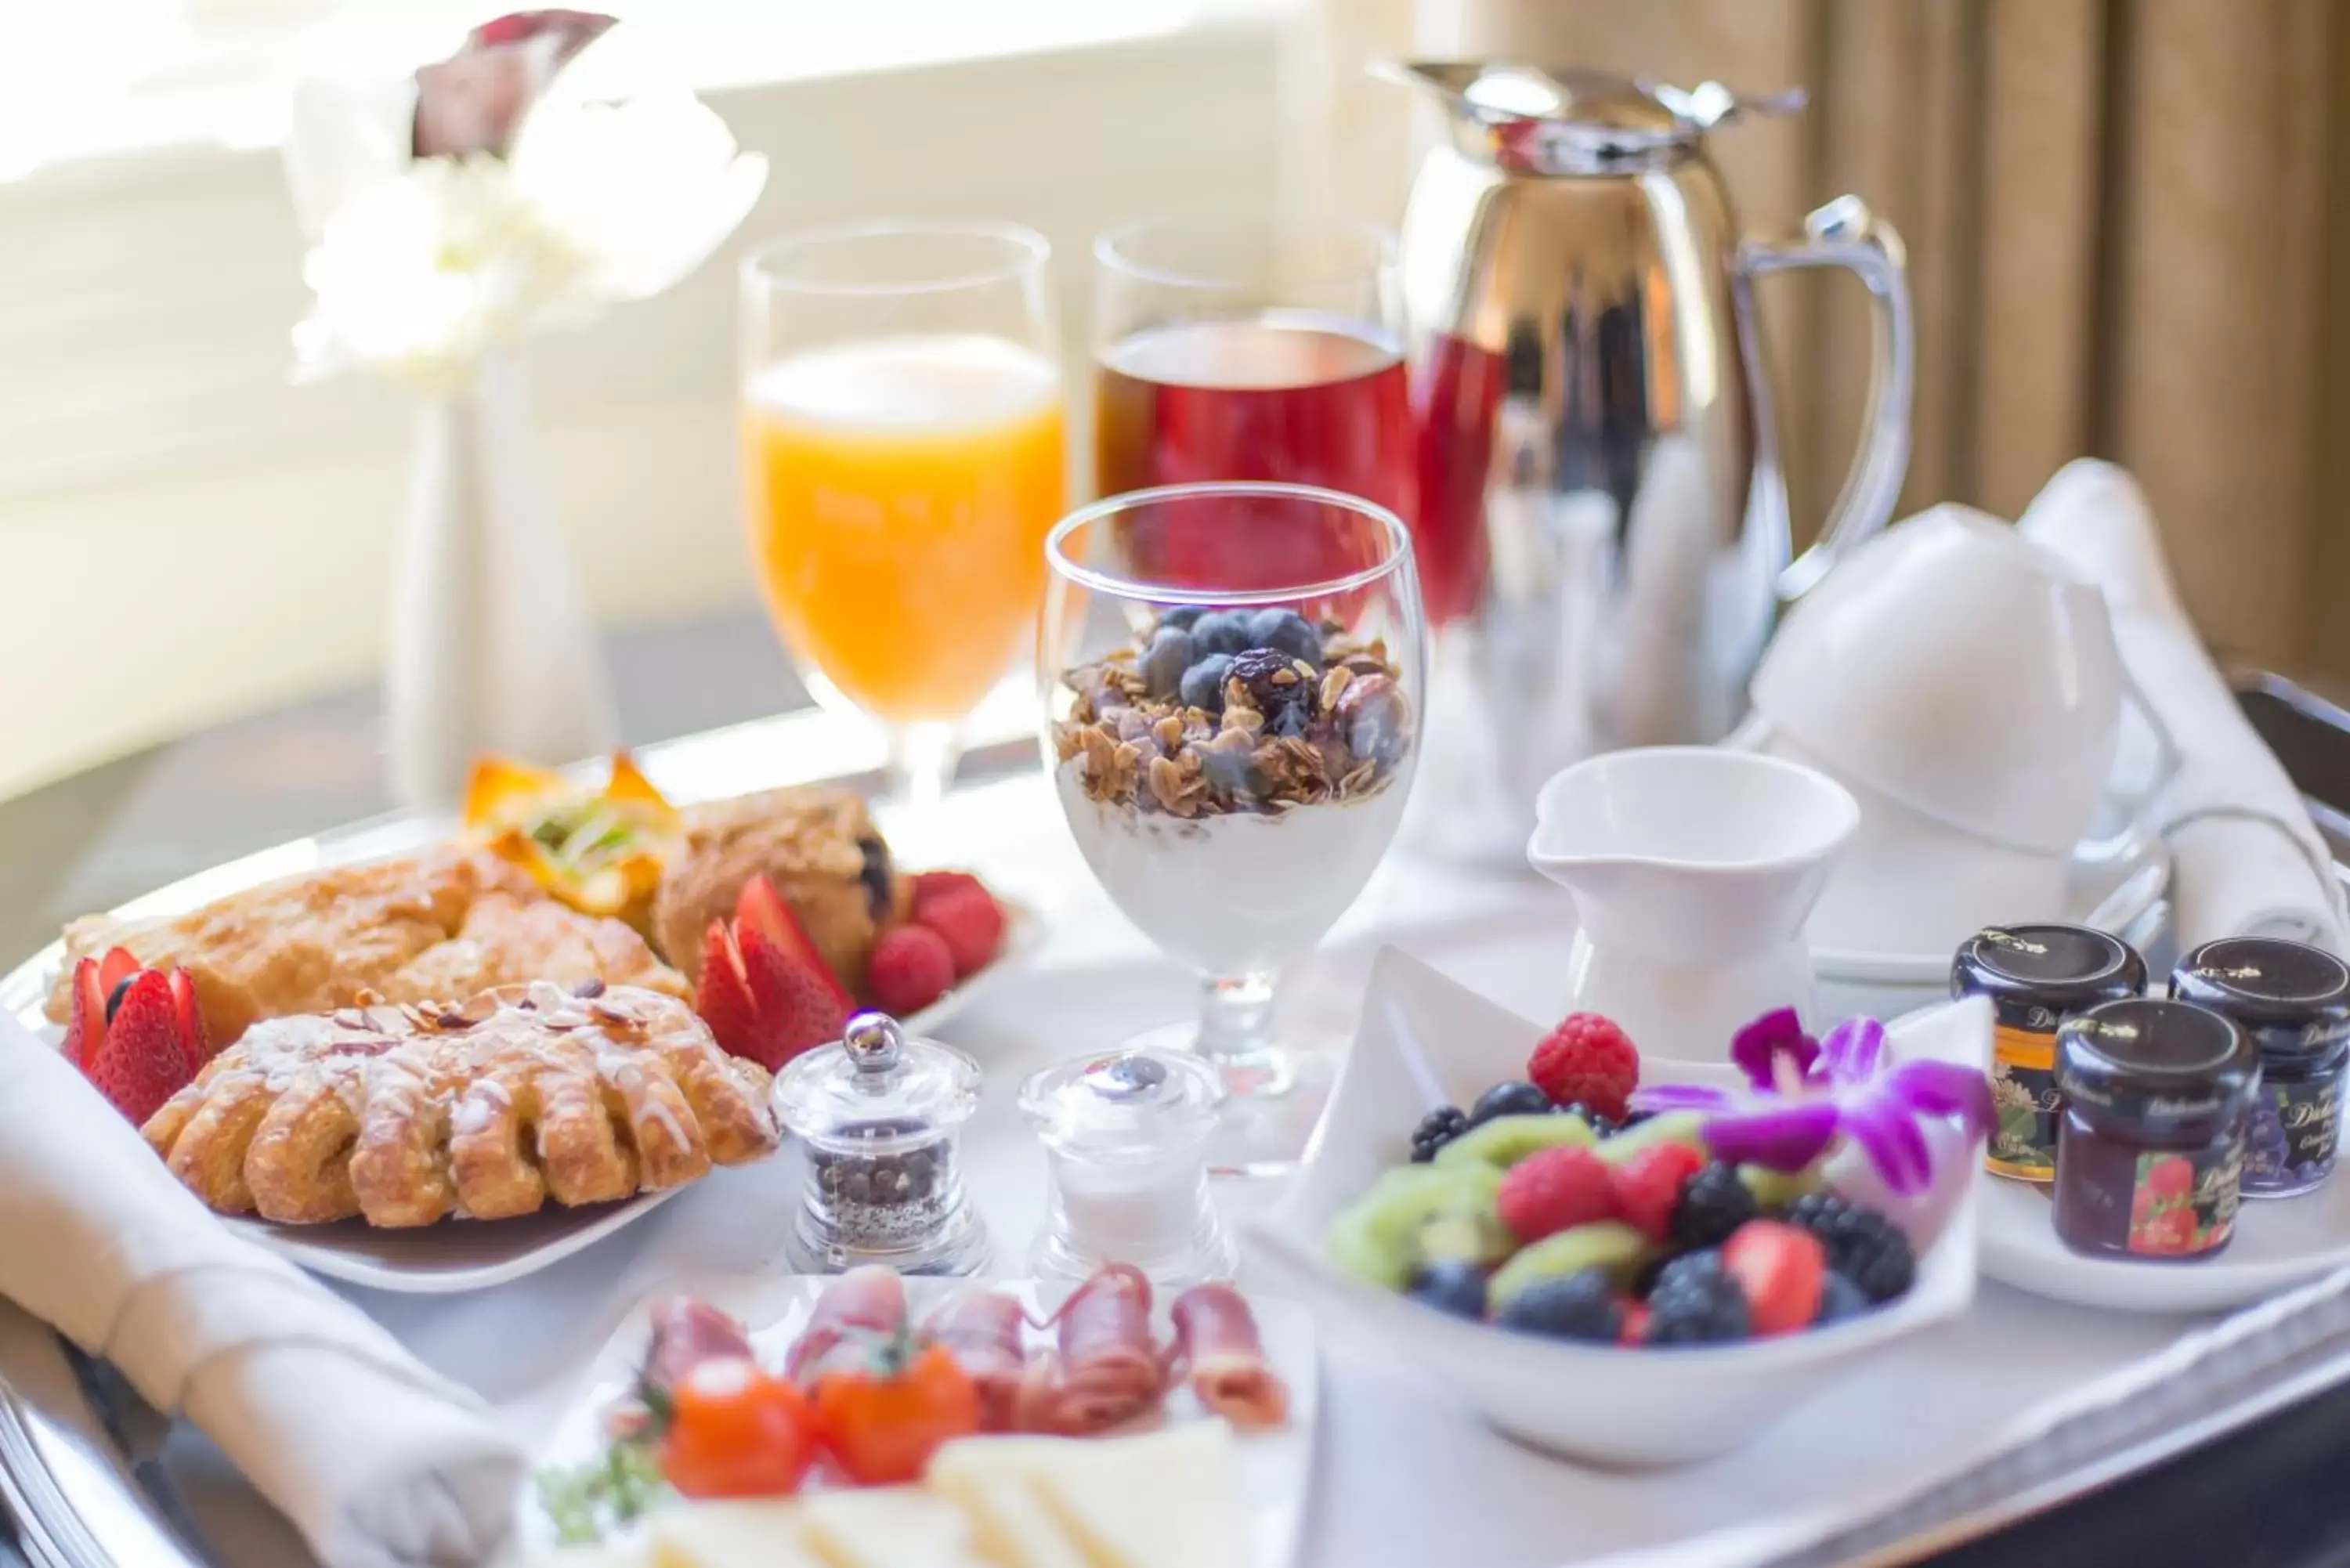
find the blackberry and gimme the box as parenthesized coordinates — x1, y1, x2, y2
(1813, 1270, 1871, 1327)
(1469, 1081, 1553, 1127)
(1495, 1268, 1622, 1342)
(1556, 1101, 1621, 1138)
(1645, 1251, 1750, 1345)
(1408, 1106, 1470, 1162)
(1671, 1161, 1760, 1249)
(1782, 1194, 1916, 1304)
(1227, 647, 1319, 724)
(1408, 1259, 1489, 1321)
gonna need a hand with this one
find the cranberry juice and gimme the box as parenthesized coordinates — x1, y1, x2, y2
(1095, 313, 1417, 594)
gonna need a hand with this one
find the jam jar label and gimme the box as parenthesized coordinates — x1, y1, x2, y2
(2126, 1138, 2243, 1257)
(1987, 1023, 2063, 1181)
(2245, 1075, 2341, 1187)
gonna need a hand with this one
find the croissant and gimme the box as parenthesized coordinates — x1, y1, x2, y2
(142, 981, 779, 1227)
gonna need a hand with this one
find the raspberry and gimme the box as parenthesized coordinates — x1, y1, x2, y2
(1527, 1013, 1640, 1121)
(914, 884, 1005, 978)
(1608, 1142, 1707, 1243)
(1496, 1146, 1616, 1243)
(2144, 1155, 2195, 1203)
(909, 869, 985, 915)
(1781, 1194, 1917, 1303)
(867, 925, 955, 1015)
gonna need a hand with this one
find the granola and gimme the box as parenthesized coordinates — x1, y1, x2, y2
(1052, 606, 1412, 818)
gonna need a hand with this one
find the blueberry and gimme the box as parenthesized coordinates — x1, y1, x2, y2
(1813, 1271, 1871, 1327)
(1141, 626, 1195, 699)
(1246, 608, 1322, 663)
(1496, 1269, 1622, 1342)
(1156, 606, 1204, 631)
(1190, 611, 1251, 658)
(1408, 1259, 1488, 1321)
(1469, 1080, 1553, 1126)
(1179, 654, 1235, 713)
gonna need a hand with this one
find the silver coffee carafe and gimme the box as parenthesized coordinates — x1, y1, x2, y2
(1386, 63, 1914, 864)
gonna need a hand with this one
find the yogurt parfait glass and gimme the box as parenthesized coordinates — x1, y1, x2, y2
(1041, 481, 1425, 1175)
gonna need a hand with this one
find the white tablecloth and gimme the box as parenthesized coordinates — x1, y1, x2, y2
(301, 773, 2211, 1568)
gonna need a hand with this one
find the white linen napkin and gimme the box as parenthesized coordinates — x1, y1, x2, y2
(2019, 458, 2347, 955)
(0, 1014, 524, 1568)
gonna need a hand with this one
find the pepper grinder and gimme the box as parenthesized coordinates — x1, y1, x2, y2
(773, 1011, 988, 1275)
(1019, 1046, 1235, 1288)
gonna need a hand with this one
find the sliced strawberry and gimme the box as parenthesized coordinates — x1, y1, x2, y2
(97, 946, 141, 995)
(60, 958, 108, 1072)
(87, 970, 193, 1125)
(733, 875, 854, 1013)
(166, 967, 212, 1065)
(694, 920, 766, 1064)
(736, 923, 850, 1071)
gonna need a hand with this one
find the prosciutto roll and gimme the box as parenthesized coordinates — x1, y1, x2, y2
(1039, 1264, 1166, 1434)
(924, 1288, 1050, 1432)
(642, 1297, 754, 1397)
(784, 1264, 908, 1381)
(1170, 1283, 1288, 1429)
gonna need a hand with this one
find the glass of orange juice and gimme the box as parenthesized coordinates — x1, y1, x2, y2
(739, 220, 1065, 818)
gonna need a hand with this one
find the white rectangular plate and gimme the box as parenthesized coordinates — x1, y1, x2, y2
(525, 1274, 1318, 1568)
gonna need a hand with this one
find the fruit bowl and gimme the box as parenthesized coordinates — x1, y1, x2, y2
(1249, 948, 1989, 1467)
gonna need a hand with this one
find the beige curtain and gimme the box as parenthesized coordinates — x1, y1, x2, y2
(1284, 0, 2349, 677)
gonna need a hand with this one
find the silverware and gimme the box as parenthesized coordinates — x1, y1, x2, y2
(1385, 62, 1914, 862)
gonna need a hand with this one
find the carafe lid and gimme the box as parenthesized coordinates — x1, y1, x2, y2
(1378, 62, 1804, 175)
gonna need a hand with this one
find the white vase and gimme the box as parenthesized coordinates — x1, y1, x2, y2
(385, 353, 619, 809)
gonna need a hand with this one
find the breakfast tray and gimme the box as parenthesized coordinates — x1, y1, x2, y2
(9, 699, 2350, 1567)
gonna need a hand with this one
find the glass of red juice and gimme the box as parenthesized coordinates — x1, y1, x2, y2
(1092, 217, 1419, 595)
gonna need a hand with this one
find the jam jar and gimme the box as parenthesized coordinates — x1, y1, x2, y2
(773, 1011, 988, 1275)
(1952, 924, 2147, 1182)
(2051, 998, 2258, 1261)
(2170, 937, 2350, 1198)
(1020, 1046, 1233, 1288)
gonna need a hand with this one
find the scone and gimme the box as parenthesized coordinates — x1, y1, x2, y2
(143, 980, 779, 1227)
(653, 786, 906, 992)
(49, 846, 685, 1050)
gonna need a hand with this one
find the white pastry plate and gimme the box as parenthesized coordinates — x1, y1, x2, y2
(522, 1274, 1318, 1567)
(0, 816, 1044, 1295)
(1977, 1168, 2350, 1313)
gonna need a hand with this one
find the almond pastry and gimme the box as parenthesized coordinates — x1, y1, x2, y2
(143, 980, 779, 1227)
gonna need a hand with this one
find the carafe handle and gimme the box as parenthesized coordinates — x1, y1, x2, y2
(1733, 195, 1914, 601)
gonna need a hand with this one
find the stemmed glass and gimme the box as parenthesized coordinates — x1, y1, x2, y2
(740, 220, 1065, 841)
(1040, 481, 1426, 1176)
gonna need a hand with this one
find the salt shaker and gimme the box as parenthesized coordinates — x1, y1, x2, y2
(1019, 1046, 1233, 1288)
(773, 1011, 987, 1275)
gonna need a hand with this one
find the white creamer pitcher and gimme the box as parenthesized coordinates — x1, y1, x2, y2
(1527, 748, 1860, 1062)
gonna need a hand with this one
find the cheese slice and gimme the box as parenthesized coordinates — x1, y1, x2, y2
(515, 1542, 655, 1568)
(927, 1440, 1092, 1568)
(649, 1499, 825, 1568)
(1025, 1423, 1249, 1568)
(797, 1486, 989, 1568)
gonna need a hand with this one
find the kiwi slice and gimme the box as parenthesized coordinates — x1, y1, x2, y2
(1433, 1113, 1598, 1170)
(1487, 1222, 1651, 1309)
(1593, 1111, 1708, 1167)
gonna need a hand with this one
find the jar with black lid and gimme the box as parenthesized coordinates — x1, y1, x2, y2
(1952, 925, 2147, 1183)
(2170, 937, 2350, 1198)
(2051, 997, 2258, 1260)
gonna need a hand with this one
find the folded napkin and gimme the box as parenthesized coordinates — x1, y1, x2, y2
(0, 1015, 524, 1568)
(2020, 459, 2347, 955)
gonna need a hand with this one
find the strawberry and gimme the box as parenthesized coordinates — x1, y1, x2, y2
(85, 970, 193, 1125)
(1608, 1142, 1707, 1244)
(1527, 1013, 1641, 1122)
(735, 876, 855, 1015)
(909, 870, 985, 915)
(695, 921, 765, 1063)
(167, 968, 212, 1064)
(1618, 1299, 1651, 1346)
(867, 925, 955, 1015)
(60, 958, 108, 1071)
(914, 885, 1004, 980)
(736, 923, 850, 1070)
(1495, 1146, 1615, 1244)
(98, 946, 141, 996)
(1722, 1219, 1828, 1335)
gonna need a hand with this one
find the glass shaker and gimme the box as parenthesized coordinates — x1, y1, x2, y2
(1019, 1046, 1234, 1288)
(773, 1011, 987, 1275)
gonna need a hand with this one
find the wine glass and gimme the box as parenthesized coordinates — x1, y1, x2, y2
(740, 220, 1065, 840)
(1040, 481, 1426, 1176)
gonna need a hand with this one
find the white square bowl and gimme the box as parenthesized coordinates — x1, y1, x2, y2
(1250, 948, 1990, 1467)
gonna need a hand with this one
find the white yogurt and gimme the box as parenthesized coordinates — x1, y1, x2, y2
(1054, 764, 1410, 977)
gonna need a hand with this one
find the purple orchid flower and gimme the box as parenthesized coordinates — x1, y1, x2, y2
(1632, 1009, 1993, 1194)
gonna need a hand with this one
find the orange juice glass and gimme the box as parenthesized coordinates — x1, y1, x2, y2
(740, 222, 1064, 815)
